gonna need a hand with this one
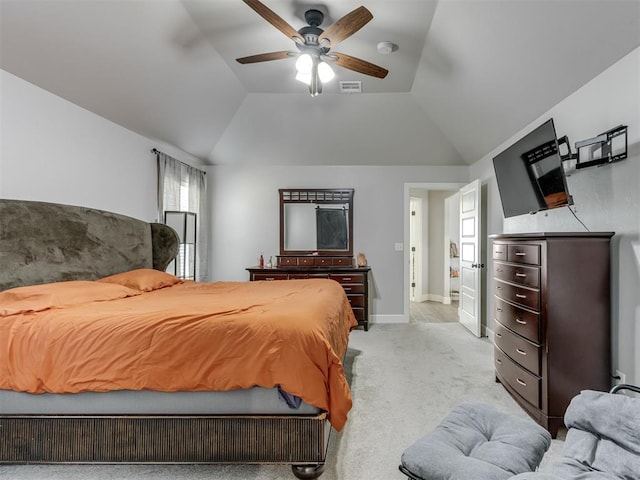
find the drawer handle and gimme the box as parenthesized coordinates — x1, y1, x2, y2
(515, 273, 527, 277)
(516, 318, 527, 325)
(495, 250, 504, 254)
(515, 293, 527, 299)
(342, 277, 352, 281)
(515, 252, 527, 256)
(343, 287, 352, 292)
(496, 268, 503, 273)
(516, 378, 527, 387)
(496, 286, 503, 290)
(495, 333, 502, 338)
(496, 358, 502, 365)
(516, 348, 527, 356)
(496, 307, 503, 312)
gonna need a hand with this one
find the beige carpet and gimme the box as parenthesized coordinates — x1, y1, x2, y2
(1, 323, 564, 480)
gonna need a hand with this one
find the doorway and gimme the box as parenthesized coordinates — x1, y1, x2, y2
(405, 183, 464, 324)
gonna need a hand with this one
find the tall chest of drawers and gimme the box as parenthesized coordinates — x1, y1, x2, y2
(246, 265, 370, 331)
(490, 232, 613, 437)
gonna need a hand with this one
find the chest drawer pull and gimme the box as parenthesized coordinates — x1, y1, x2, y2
(495, 333, 502, 338)
(342, 277, 352, 281)
(496, 358, 503, 365)
(516, 348, 527, 356)
(515, 293, 527, 299)
(515, 273, 527, 277)
(515, 252, 527, 257)
(516, 378, 527, 387)
(515, 318, 527, 325)
(343, 287, 352, 292)
(496, 307, 503, 312)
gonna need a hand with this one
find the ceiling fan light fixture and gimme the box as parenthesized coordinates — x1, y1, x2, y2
(317, 61, 335, 83)
(295, 53, 313, 74)
(296, 71, 312, 85)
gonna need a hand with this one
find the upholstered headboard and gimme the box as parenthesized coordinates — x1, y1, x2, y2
(0, 199, 180, 291)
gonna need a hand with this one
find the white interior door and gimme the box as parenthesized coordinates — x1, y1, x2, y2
(458, 179, 483, 337)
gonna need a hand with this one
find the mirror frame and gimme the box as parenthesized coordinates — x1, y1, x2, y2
(279, 188, 354, 256)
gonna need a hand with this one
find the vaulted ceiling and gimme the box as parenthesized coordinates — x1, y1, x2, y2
(1, 0, 639, 166)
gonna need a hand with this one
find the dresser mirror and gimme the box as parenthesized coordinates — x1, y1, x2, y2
(279, 188, 354, 256)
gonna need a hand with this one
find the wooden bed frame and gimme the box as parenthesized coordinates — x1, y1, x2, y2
(0, 199, 332, 479)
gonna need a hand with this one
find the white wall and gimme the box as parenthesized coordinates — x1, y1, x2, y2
(0, 70, 201, 221)
(208, 165, 469, 322)
(470, 48, 640, 385)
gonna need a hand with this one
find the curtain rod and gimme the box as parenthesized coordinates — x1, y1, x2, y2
(151, 148, 206, 175)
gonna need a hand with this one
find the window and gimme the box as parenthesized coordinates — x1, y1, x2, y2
(155, 150, 207, 281)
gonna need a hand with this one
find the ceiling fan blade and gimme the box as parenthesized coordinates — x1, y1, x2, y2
(242, 0, 302, 43)
(236, 51, 292, 64)
(318, 6, 373, 47)
(331, 52, 388, 79)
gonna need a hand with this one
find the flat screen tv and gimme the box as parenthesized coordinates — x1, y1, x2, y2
(493, 118, 572, 218)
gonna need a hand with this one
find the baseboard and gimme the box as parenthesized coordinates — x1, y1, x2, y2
(370, 314, 408, 324)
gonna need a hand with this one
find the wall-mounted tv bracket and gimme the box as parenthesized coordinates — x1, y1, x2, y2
(559, 125, 628, 170)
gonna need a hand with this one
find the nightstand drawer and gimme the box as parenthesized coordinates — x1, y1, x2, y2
(494, 279, 540, 311)
(493, 262, 540, 288)
(495, 346, 540, 408)
(494, 320, 541, 375)
(493, 244, 508, 261)
(494, 297, 540, 343)
(507, 244, 540, 265)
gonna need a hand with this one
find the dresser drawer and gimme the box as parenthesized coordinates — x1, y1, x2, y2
(493, 262, 540, 288)
(494, 279, 540, 311)
(288, 273, 309, 280)
(314, 257, 333, 267)
(493, 244, 508, 261)
(494, 320, 541, 375)
(495, 346, 540, 408)
(351, 307, 365, 322)
(494, 297, 540, 343)
(297, 257, 315, 266)
(348, 295, 365, 308)
(340, 283, 365, 294)
(253, 273, 288, 281)
(330, 273, 365, 284)
(332, 257, 352, 266)
(507, 244, 540, 265)
(278, 257, 298, 267)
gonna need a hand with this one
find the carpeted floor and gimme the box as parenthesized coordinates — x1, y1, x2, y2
(0, 322, 564, 480)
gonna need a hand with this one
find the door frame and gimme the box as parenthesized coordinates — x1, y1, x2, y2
(403, 182, 465, 322)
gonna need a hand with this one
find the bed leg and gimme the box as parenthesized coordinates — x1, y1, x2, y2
(292, 464, 325, 479)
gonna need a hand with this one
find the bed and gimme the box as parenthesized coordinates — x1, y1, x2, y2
(0, 199, 357, 479)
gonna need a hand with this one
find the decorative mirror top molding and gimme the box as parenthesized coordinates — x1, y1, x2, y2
(279, 188, 354, 257)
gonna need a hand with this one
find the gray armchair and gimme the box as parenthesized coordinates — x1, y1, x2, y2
(511, 384, 640, 480)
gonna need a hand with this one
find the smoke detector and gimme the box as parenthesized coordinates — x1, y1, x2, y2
(377, 41, 396, 55)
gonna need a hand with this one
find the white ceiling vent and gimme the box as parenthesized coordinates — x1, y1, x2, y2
(339, 81, 362, 94)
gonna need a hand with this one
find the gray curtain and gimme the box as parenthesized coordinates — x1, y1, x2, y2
(156, 151, 208, 281)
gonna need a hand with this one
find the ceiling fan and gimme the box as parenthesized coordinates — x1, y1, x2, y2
(236, 0, 389, 96)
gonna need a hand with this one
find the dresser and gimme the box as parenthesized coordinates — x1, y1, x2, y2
(247, 263, 370, 331)
(490, 232, 613, 437)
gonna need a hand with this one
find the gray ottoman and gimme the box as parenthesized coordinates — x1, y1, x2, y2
(399, 403, 552, 480)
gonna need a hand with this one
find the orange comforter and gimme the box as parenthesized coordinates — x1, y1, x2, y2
(0, 276, 357, 430)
